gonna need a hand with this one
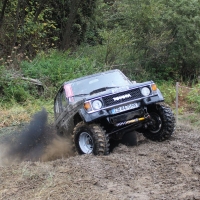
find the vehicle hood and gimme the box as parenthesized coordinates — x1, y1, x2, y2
(85, 81, 153, 101)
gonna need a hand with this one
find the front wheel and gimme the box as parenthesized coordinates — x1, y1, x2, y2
(72, 122, 110, 155)
(142, 104, 175, 141)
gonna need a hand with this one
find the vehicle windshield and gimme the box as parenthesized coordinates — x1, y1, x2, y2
(64, 70, 131, 102)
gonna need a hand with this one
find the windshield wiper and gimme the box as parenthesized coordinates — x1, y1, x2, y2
(71, 93, 89, 97)
(90, 87, 119, 95)
(70, 87, 122, 97)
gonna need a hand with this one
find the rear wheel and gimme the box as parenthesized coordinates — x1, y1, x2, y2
(72, 122, 110, 155)
(142, 104, 175, 141)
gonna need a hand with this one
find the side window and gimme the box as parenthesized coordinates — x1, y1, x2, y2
(54, 88, 69, 119)
(54, 98, 60, 118)
(61, 90, 69, 109)
(54, 93, 61, 119)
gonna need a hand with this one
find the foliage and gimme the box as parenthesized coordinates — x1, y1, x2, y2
(0, 0, 102, 57)
(20, 50, 111, 99)
(186, 84, 200, 112)
(99, 0, 200, 82)
(21, 50, 105, 84)
(0, 72, 33, 103)
(1, 0, 200, 81)
(157, 82, 176, 106)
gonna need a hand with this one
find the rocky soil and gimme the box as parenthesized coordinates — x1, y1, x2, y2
(0, 118, 200, 200)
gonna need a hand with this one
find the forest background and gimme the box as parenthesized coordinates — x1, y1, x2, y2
(1, 0, 200, 126)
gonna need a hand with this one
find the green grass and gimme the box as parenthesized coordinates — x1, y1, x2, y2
(21, 50, 107, 88)
(157, 81, 176, 106)
(186, 84, 200, 112)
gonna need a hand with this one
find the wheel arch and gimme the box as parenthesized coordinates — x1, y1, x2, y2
(74, 112, 83, 126)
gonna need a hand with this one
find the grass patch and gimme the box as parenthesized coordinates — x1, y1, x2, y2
(178, 112, 200, 128)
(0, 99, 54, 128)
(20, 50, 108, 89)
(157, 82, 176, 106)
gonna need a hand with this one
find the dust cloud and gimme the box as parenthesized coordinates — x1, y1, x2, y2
(0, 108, 74, 166)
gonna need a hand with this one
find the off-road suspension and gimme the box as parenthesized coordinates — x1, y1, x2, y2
(115, 114, 150, 127)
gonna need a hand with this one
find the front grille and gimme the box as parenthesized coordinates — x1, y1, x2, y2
(102, 88, 142, 107)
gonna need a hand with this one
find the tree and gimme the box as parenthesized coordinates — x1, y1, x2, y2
(61, 0, 81, 50)
(0, 0, 9, 29)
(102, 0, 200, 81)
(0, 0, 101, 57)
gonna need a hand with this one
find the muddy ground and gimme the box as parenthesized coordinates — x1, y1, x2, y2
(0, 111, 200, 199)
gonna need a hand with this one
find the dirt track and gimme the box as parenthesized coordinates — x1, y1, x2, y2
(0, 121, 200, 200)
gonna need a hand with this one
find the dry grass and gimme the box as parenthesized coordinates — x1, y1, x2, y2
(0, 100, 54, 127)
(0, 106, 31, 127)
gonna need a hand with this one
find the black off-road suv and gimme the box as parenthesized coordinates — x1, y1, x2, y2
(54, 69, 175, 155)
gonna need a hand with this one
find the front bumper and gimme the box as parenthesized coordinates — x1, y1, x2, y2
(80, 94, 164, 123)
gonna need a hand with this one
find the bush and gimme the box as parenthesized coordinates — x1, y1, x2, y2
(1, 78, 32, 103)
(21, 50, 107, 87)
(0, 66, 40, 104)
(157, 82, 176, 106)
(186, 84, 200, 112)
(19, 49, 113, 99)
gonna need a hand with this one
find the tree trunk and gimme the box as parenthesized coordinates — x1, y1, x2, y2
(0, 0, 9, 29)
(13, 0, 20, 47)
(61, 0, 81, 50)
(20, 0, 25, 51)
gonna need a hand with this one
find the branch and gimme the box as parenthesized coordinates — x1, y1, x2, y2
(20, 77, 43, 86)
(11, 75, 43, 87)
(111, 63, 129, 67)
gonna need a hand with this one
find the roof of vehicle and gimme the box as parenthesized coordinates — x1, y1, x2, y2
(63, 69, 128, 85)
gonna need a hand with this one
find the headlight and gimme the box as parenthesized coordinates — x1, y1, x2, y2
(141, 87, 150, 96)
(92, 100, 102, 110)
(151, 84, 157, 91)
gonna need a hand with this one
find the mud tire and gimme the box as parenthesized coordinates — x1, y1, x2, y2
(72, 122, 110, 155)
(142, 103, 175, 141)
